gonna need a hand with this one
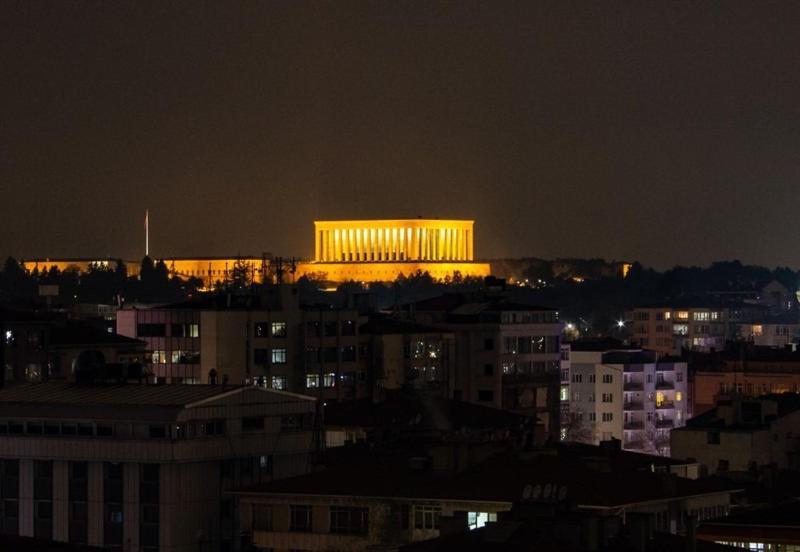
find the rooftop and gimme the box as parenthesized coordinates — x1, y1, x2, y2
(235, 446, 735, 509)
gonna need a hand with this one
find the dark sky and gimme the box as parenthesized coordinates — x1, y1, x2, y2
(2, 1, 800, 269)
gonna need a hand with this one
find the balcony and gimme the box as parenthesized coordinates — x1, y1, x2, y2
(655, 364, 674, 372)
(655, 401, 675, 410)
(624, 421, 644, 430)
(623, 402, 643, 411)
(623, 382, 643, 391)
(656, 419, 674, 428)
(655, 381, 674, 390)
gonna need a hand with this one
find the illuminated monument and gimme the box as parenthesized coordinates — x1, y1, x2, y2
(294, 219, 491, 283)
(21, 219, 493, 286)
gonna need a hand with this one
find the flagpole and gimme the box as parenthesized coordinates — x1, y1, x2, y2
(145, 209, 149, 257)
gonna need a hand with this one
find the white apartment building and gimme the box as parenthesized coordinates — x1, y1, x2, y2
(562, 344, 688, 456)
(0, 381, 317, 552)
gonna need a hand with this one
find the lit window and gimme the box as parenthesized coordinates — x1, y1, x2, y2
(676, 391, 682, 402)
(693, 312, 709, 321)
(560, 386, 569, 401)
(305, 375, 319, 388)
(271, 349, 287, 364)
(656, 392, 665, 406)
(673, 324, 689, 336)
(467, 512, 497, 530)
(271, 322, 287, 338)
(675, 311, 689, 320)
(751, 325, 763, 337)
(271, 376, 287, 390)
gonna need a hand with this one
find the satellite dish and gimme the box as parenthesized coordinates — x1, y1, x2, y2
(543, 483, 552, 499)
(522, 484, 533, 500)
(558, 486, 568, 501)
(532, 484, 542, 500)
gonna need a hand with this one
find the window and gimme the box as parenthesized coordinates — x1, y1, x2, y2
(572, 391, 580, 401)
(602, 374, 613, 384)
(676, 392, 683, 402)
(602, 412, 613, 422)
(171, 323, 199, 338)
(468, 512, 497, 530)
(323, 347, 338, 363)
(323, 373, 336, 388)
(414, 505, 441, 530)
(271, 376, 287, 390)
(330, 507, 369, 534)
(673, 324, 689, 336)
(560, 386, 569, 401)
(305, 374, 319, 388)
(254, 322, 268, 338)
(588, 374, 596, 383)
(271, 322, 287, 338)
(137, 324, 166, 337)
(341, 320, 356, 336)
(572, 374, 582, 383)
(150, 351, 167, 364)
(324, 322, 338, 337)
(242, 417, 265, 431)
(602, 393, 613, 403)
(693, 312, 709, 321)
(341, 345, 356, 362)
(306, 321, 320, 337)
(676, 372, 683, 382)
(675, 311, 689, 320)
(482, 363, 495, 377)
(289, 505, 312, 532)
(478, 390, 494, 402)
(588, 413, 596, 422)
(484, 338, 494, 351)
(271, 349, 287, 364)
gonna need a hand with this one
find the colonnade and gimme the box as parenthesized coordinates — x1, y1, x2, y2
(314, 222, 474, 262)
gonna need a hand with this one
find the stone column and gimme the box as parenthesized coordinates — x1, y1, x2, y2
(315, 230, 321, 261)
(467, 229, 473, 260)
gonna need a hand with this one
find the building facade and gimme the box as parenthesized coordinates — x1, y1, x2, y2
(402, 294, 562, 441)
(116, 288, 366, 401)
(295, 219, 491, 283)
(563, 345, 688, 456)
(0, 382, 317, 552)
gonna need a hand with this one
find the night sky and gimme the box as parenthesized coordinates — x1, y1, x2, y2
(2, 1, 800, 269)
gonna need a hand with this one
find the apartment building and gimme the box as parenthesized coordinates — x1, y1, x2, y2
(116, 287, 365, 401)
(401, 292, 562, 441)
(691, 346, 800, 414)
(563, 342, 688, 456)
(1, 310, 145, 382)
(234, 441, 736, 551)
(671, 394, 800, 474)
(357, 317, 455, 396)
(737, 312, 800, 348)
(0, 381, 317, 552)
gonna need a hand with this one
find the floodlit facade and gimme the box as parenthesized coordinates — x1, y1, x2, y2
(295, 219, 492, 283)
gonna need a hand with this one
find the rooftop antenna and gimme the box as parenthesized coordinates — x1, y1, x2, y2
(144, 209, 150, 257)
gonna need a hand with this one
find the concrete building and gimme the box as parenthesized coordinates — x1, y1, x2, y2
(1, 311, 145, 383)
(563, 342, 688, 456)
(358, 317, 456, 397)
(690, 346, 800, 415)
(626, 304, 768, 355)
(0, 381, 317, 551)
(295, 219, 491, 283)
(400, 293, 562, 441)
(234, 442, 736, 551)
(671, 394, 800, 475)
(116, 287, 365, 401)
(737, 312, 800, 348)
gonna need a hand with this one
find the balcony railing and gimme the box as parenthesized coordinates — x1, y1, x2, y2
(656, 419, 674, 428)
(623, 402, 643, 410)
(655, 381, 675, 390)
(623, 382, 643, 391)
(624, 421, 644, 430)
(655, 401, 675, 409)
